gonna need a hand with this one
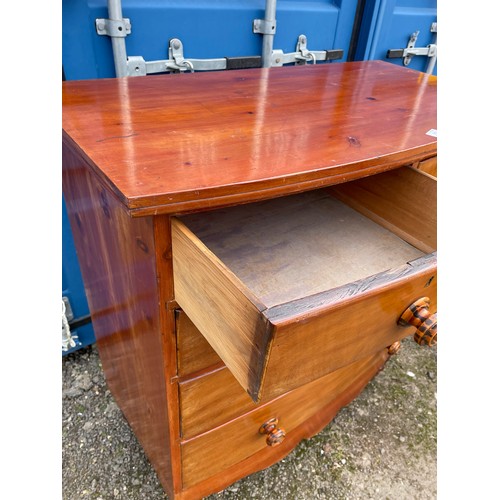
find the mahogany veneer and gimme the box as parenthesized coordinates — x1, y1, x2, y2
(62, 61, 437, 499)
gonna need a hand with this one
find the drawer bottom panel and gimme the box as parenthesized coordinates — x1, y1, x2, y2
(180, 348, 389, 488)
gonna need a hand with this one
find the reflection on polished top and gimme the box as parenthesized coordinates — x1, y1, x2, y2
(62, 61, 437, 216)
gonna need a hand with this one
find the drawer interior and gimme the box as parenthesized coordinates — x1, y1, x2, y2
(177, 187, 425, 309)
(176, 309, 222, 378)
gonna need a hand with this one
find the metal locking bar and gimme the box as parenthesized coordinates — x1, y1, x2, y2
(127, 35, 342, 76)
(126, 38, 262, 76)
(387, 23, 437, 74)
(272, 35, 343, 67)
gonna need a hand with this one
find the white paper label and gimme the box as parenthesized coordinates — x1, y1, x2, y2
(426, 129, 437, 137)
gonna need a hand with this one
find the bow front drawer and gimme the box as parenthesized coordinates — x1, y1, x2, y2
(172, 165, 437, 402)
(180, 349, 390, 488)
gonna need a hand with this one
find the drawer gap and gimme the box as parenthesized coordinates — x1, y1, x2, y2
(178, 361, 226, 385)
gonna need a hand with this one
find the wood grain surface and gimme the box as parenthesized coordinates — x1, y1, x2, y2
(62, 61, 437, 216)
(62, 142, 174, 495)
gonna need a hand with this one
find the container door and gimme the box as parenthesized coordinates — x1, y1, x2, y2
(353, 0, 437, 74)
(62, 0, 361, 80)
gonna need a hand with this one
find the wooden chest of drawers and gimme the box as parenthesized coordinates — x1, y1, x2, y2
(62, 61, 437, 499)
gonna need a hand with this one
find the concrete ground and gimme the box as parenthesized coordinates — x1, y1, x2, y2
(62, 337, 437, 499)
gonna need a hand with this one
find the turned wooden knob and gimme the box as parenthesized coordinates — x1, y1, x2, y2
(388, 341, 401, 355)
(259, 417, 286, 447)
(398, 297, 437, 346)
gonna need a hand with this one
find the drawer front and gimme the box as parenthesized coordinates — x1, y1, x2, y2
(180, 349, 389, 488)
(180, 365, 256, 439)
(260, 260, 436, 401)
(172, 166, 437, 402)
(176, 310, 222, 377)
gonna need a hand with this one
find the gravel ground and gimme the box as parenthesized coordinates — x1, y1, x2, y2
(62, 337, 437, 499)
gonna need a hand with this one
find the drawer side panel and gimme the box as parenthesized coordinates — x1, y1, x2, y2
(62, 141, 174, 494)
(329, 165, 437, 253)
(172, 218, 272, 401)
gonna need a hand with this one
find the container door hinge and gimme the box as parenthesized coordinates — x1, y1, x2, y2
(386, 23, 437, 72)
(95, 18, 132, 38)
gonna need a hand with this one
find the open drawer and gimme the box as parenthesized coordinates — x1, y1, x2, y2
(172, 165, 437, 402)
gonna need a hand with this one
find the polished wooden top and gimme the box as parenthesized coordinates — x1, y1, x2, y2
(62, 61, 436, 216)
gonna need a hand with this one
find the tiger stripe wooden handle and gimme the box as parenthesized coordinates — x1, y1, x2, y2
(398, 297, 437, 346)
(259, 417, 286, 447)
